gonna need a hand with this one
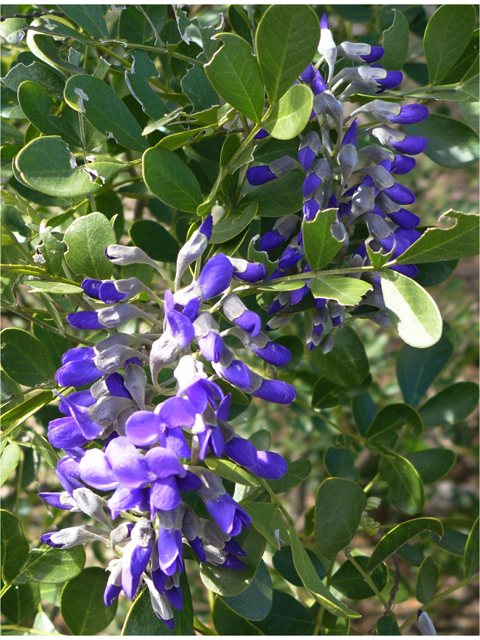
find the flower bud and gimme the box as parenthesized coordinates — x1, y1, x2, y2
(174, 215, 212, 290)
(318, 14, 337, 83)
(222, 294, 261, 337)
(105, 244, 159, 269)
(258, 214, 298, 252)
(337, 41, 384, 63)
(418, 610, 437, 636)
(299, 131, 321, 171)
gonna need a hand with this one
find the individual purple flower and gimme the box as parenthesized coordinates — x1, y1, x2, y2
(388, 103, 429, 125)
(55, 347, 103, 388)
(298, 131, 321, 171)
(258, 214, 298, 252)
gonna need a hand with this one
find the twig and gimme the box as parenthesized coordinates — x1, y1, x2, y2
(389, 552, 401, 608)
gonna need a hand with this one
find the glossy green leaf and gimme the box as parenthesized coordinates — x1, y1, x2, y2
(205, 33, 265, 123)
(331, 555, 389, 600)
(1, 391, 55, 434)
(272, 545, 325, 587)
(267, 458, 312, 493)
(395, 211, 479, 265)
(424, 4, 476, 84)
(396, 322, 455, 407)
(143, 147, 203, 213)
(61, 567, 117, 635)
(0, 443, 21, 486)
(243, 502, 289, 549)
(382, 9, 409, 70)
(18, 81, 81, 147)
(419, 381, 479, 427)
(65, 75, 147, 152)
(129, 219, 180, 263)
(407, 448, 456, 485)
(252, 589, 314, 634)
(380, 269, 442, 348)
(368, 518, 444, 572)
(303, 208, 343, 270)
(210, 203, 258, 243)
(64, 212, 115, 279)
(27, 281, 84, 295)
(256, 5, 320, 103)
(32, 431, 59, 469)
(125, 51, 169, 120)
(406, 114, 479, 168)
(315, 478, 367, 559)
(312, 325, 370, 389)
(311, 276, 373, 306)
(181, 65, 219, 113)
(379, 451, 425, 515)
(118, 5, 167, 44)
(1, 510, 29, 583)
(14, 545, 86, 584)
(200, 527, 267, 597)
(324, 447, 359, 481)
(264, 84, 313, 140)
(57, 5, 108, 39)
(415, 556, 439, 603)
(464, 517, 479, 578)
(366, 404, 423, 447)
(15, 136, 125, 197)
(205, 458, 259, 487)
(416, 260, 459, 287)
(1, 327, 55, 387)
(1, 583, 40, 624)
(2, 61, 65, 100)
(242, 170, 303, 217)
(376, 616, 401, 635)
(213, 597, 264, 635)
(290, 524, 361, 618)
(222, 561, 272, 621)
(122, 571, 193, 635)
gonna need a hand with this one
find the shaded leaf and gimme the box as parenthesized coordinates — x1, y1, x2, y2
(382, 9, 409, 70)
(303, 208, 343, 270)
(331, 555, 389, 600)
(366, 404, 423, 447)
(415, 556, 439, 603)
(312, 325, 370, 389)
(221, 561, 272, 621)
(379, 451, 425, 516)
(64, 212, 115, 279)
(0, 327, 56, 387)
(14, 545, 86, 585)
(129, 219, 180, 263)
(464, 517, 479, 578)
(1, 510, 29, 583)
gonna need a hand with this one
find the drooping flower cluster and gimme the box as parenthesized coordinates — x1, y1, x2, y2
(40, 217, 294, 627)
(247, 14, 428, 353)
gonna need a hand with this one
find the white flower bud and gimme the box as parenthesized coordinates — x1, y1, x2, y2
(418, 610, 437, 636)
(72, 488, 111, 528)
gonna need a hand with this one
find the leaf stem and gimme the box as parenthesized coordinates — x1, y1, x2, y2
(257, 477, 295, 526)
(345, 549, 395, 618)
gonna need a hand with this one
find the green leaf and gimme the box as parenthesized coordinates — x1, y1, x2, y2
(14, 545, 86, 585)
(0, 17, 27, 44)
(200, 527, 267, 597)
(122, 571, 193, 635)
(18, 81, 81, 147)
(181, 65, 219, 113)
(65, 75, 147, 152)
(352, 392, 378, 436)
(424, 4, 476, 84)
(367, 518, 444, 572)
(464, 517, 479, 578)
(1, 327, 56, 387)
(426, 528, 468, 557)
(332, 5, 374, 23)
(205, 458, 259, 487)
(406, 114, 479, 168)
(213, 597, 264, 635)
(118, 5, 167, 44)
(57, 5, 108, 39)
(406, 448, 456, 485)
(27, 281, 84, 294)
(61, 567, 117, 635)
(1, 583, 40, 624)
(267, 458, 312, 493)
(253, 589, 314, 635)
(303, 207, 343, 270)
(125, 51, 169, 120)
(25, 30, 85, 76)
(15, 136, 125, 197)
(32, 431, 59, 469)
(311, 276, 373, 307)
(1, 391, 55, 435)
(129, 219, 180, 263)
(324, 448, 359, 481)
(312, 325, 370, 389)
(1, 510, 29, 583)
(379, 451, 425, 516)
(242, 170, 303, 217)
(2, 61, 65, 100)
(221, 561, 272, 621)
(380, 269, 442, 348)
(243, 502, 289, 549)
(312, 377, 341, 409)
(272, 545, 325, 587)
(396, 322, 454, 406)
(415, 260, 459, 287)
(395, 211, 479, 265)
(415, 556, 439, 604)
(442, 29, 480, 84)
(205, 33, 265, 123)
(366, 404, 423, 447)
(314, 478, 367, 560)
(256, 5, 320, 104)
(290, 524, 361, 619)
(319, 610, 350, 635)
(331, 555, 389, 600)
(382, 9, 409, 70)
(376, 616, 401, 635)
(0, 443, 21, 486)
(36, 223, 66, 276)
(64, 212, 116, 279)
(419, 381, 479, 427)
(210, 203, 258, 243)
(264, 84, 313, 140)
(143, 147, 203, 213)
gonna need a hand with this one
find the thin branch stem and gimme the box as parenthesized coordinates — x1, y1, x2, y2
(345, 549, 395, 618)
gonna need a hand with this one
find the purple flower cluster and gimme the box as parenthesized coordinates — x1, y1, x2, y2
(245, 14, 428, 353)
(39, 218, 294, 627)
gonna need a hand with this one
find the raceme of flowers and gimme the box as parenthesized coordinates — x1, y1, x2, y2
(39, 16, 428, 629)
